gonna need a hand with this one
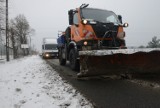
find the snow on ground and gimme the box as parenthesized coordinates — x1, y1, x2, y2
(0, 55, 93, 108)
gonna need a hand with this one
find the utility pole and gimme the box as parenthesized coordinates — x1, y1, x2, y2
(0, 25, 2, 59)
(29, 36, 31, 55)
(6, 0, 9, 61)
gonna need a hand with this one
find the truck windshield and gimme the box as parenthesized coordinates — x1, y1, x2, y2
(43, 44, 57, 50)
(81, 8, 120, 24)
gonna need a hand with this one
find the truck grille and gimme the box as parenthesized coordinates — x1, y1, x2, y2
(91, 23, 118, 38)
(91, 23, 119, 47)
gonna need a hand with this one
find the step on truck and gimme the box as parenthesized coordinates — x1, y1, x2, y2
(57, 4, 160, 77)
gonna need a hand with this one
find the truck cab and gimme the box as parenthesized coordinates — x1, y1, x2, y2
(57, 4, 128, 71)
(68, 4, 128, 50)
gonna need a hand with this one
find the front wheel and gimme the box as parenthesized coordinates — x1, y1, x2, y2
(69, 49, 79, 71)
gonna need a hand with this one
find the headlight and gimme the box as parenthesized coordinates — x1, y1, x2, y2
(84, 41, 88, 46)
(82, 19, 88, 24)
(45, 54, 49, 57)
(123, 23, 129, 27)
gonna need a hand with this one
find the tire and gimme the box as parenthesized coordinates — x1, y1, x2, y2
(65, 27, 71, 45)
(59, 48, 66, 65)
(69, 49, 79, 70)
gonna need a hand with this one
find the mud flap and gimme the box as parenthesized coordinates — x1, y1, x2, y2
(77, 48, 160, 77)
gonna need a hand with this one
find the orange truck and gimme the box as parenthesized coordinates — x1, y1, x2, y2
(57, 4, 160, 77)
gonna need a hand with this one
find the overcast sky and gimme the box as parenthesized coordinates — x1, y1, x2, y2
(9, 0, 160, 51)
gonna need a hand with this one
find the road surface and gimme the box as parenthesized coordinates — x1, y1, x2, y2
(45, 58, 160, 108)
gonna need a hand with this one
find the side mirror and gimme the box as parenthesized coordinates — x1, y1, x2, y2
(118, 15, 122, 24)
(123, 23, 129, 28)
(68, 10, 74, 25)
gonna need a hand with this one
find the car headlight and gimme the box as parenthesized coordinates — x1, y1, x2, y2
(45, 54, 49, 57)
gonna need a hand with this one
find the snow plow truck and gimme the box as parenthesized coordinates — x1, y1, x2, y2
(57, 4, 160, 78)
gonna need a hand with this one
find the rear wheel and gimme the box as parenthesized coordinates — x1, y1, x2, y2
(59, 48, 66, 65)
(69, 49, 79, 70)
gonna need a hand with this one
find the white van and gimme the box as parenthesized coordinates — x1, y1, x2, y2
(42, 38, 58, 58)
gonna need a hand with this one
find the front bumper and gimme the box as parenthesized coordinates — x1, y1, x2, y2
(43, 52, 58, 58)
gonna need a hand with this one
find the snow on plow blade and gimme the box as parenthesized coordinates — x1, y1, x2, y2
(78, 48, 160, 77)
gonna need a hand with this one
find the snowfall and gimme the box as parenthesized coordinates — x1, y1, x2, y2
(0, 55, 93, 108)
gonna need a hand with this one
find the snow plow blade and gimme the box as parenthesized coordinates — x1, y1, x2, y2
(78, 48, 160, 77)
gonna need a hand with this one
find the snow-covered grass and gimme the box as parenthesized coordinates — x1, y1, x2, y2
(0, 55, 93, 108)
(0, 55, 13, 61)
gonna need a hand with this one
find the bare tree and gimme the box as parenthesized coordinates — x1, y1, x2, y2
(0, 0, 5, 58)
(9, 14, 35, 57)
(0, 0, 5, 25)
(147, 36, 160, 48)
(9, 20, 18, 58)
(0, 0, 4, 15)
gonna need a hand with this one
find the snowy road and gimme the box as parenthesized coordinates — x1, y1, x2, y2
(0, 55, 93, 108)
(46, 58, 160, 108)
